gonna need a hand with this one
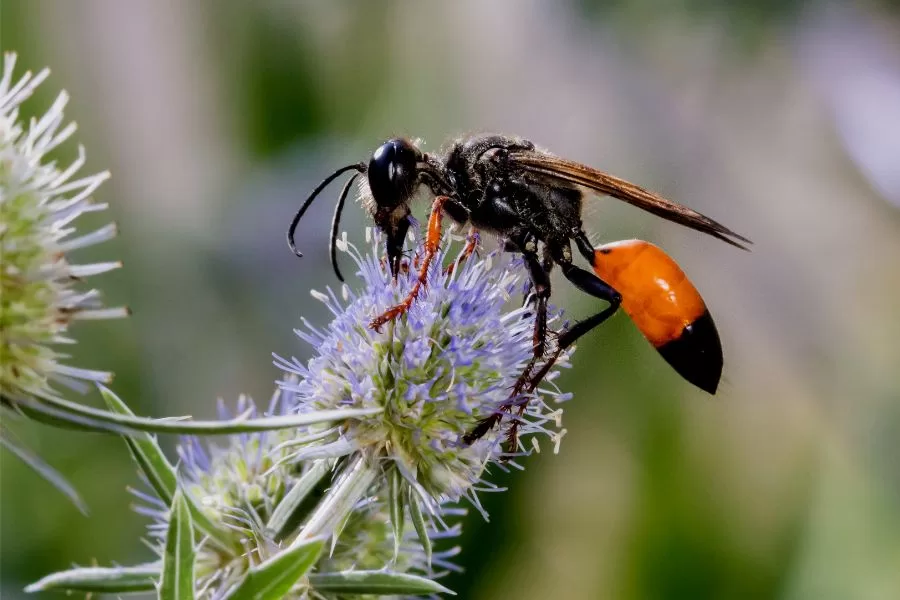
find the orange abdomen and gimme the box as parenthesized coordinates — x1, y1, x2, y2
(593, 240, 705, 347)
(592, 239, 723, 394)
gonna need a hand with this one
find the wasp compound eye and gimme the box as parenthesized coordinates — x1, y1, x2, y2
(368, 138, 420, 209)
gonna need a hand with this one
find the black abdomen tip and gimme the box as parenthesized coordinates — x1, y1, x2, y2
(656, 310, 723, 394)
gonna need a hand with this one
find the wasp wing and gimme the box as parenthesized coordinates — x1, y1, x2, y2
(512, 153, 752, 250)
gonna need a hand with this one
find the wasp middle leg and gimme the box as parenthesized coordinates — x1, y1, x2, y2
(464, 234, 622, 448)
(444, 227, 481, 276)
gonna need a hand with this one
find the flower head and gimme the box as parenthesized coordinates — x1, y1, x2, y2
(0, 53, 126, 406)
(275, 229, 572, 514)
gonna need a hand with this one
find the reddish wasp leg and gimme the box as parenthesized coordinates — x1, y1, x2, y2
(506, 323, 552, 404)
(505, 314, 560, 409)
(493, 323, 550, 413)
(461, 390, 532, 450)
(444, 227, 481, 276)
(470, 293, 621, 448)
(500, 353, 556, 454)
(503, 248, 553, 411)
(463, 343, 560, 452)
(461, 247, 551, 448)
(502, 343, 566, 452)
(461, 405, 507, 446)
(466, 298, 615, 448)
(500, 263, 622, 449)
(461, 370, 537, 447)
(369, 196, 449, 331)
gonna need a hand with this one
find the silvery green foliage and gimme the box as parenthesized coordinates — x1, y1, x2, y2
(0, 52, 126, 407)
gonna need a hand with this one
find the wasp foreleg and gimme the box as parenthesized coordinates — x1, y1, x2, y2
(369, 196, 449, 331)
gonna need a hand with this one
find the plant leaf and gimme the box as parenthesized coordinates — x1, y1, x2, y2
(101, 387, 238, 553)
(27, 384, 385, 435)
(222, 538, 324, 600)
(0, 432, 88, 514)
(26, 564, 160, 594)
(308, 571, 454, 596)
(159, 491, 195, 600)
(267, 459, 330, 541)
(9, 393, 132, 434)
(407, 487, 432, 568)
(389, 468, 404, 561)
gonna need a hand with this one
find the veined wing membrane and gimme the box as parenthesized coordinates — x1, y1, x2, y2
(513, 153, 752, 250)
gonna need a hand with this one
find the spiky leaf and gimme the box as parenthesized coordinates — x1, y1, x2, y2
(267, 459, 330, 540)
(101, 386, 238, 553)
(0, 432, 87, 514)
(389, 467, 405, 560)
(407, 487, 432, 568)
(26, 564, 159, 594)
(222, 538, 324, 600)
(308, 571, 455, 595)
(159, 491, 195, 600)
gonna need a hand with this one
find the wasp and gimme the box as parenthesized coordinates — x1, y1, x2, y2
(288, 134, 751, 442)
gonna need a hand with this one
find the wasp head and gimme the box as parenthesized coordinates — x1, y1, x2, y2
(367, 138, 423, 277)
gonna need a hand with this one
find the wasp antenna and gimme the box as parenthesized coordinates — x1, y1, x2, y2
(329, 172, 361, 282)
(287, 162, 365, 258)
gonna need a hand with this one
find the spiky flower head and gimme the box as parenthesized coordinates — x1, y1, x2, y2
(275, 229, 572, 517)
(0, 52, 126, 407)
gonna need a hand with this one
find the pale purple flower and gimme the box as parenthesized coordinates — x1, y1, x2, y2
(275, 228, 573, 517)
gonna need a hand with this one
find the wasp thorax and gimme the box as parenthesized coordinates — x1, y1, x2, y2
(367, 138, 421, 210)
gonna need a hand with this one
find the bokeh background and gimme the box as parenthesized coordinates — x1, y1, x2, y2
(3, 1, 900, 598)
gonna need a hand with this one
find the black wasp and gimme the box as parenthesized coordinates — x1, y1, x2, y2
(287, 134, 751, 445)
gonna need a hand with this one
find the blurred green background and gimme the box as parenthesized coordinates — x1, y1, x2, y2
(3, 1, 900, 598)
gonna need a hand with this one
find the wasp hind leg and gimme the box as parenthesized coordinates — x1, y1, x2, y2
(463, 237, 623, 450)
(504, 251, 623, 452)
(521, 283, 621, 403)
(461, 234, 551, 446)
(514, 245, 623, 406)
(461, 235, 554, 449)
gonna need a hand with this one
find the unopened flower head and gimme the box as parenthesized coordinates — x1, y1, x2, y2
(275, 229, 572, 512)
(0, 53, 126, 405)
(136, 387, 459, 599)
